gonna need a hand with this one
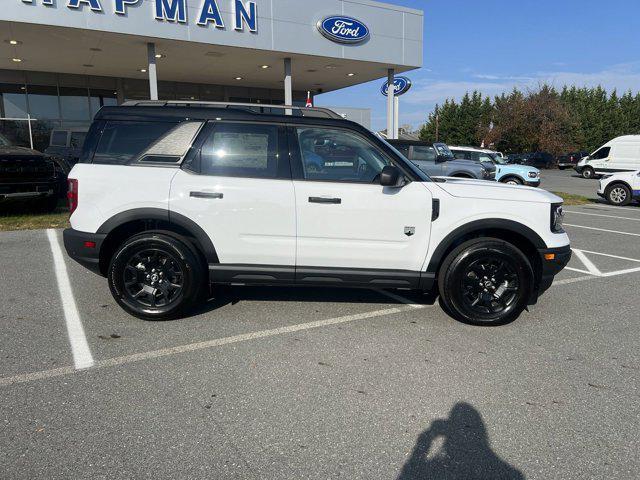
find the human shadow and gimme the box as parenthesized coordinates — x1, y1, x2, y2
(398, 403, 525, 480)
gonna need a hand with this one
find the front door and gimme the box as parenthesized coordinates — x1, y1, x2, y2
(410, 144, 444, 176)
(170, 122, 296, 281)
(290, 126, 432, 278)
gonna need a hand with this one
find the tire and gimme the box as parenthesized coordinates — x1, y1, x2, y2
(605, 183, 632, 206)
(108, 232, 206, 320)
(582, 167, 595, 179)
(558, 166, 567, 170)
(501, 176, 523, 185)
(438, 238, 534, 326)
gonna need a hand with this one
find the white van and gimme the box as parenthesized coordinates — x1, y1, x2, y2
(575, 135, 640, 179)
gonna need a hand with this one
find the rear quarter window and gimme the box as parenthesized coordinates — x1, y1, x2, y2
(92, 121, 177, 165)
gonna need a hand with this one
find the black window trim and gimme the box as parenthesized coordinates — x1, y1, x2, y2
(286, 123, 419, 185)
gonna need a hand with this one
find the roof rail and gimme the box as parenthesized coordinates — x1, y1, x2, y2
(120, 100, 344, 120)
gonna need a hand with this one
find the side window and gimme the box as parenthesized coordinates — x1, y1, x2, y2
(200, 123, 280, 178)
(296, 127, 392, 183)
(451, 150, 468, 160)
(396, 144, 410, 158)
(93, 121, 176, 165)
(412, 146, 437, 162)
(50, 130, 68, 147)
(478, 154, 494, 162)
(591, 147, 611, 160)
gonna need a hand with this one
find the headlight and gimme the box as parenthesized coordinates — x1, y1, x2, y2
(528, 171, 538, 178)
(551, 203, 564, 233)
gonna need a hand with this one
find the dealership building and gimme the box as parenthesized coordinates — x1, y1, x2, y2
(0, 0, 423, 150)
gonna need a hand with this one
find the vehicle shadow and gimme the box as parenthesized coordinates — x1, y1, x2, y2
(397, 402, 525, 480)
(189, 286, 438, 318)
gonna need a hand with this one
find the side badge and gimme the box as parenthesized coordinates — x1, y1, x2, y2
(404, 226, 415, 237)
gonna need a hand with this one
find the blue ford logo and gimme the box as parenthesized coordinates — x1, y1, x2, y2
(381, 76, 412, 97)
(317, 16, 370, 44)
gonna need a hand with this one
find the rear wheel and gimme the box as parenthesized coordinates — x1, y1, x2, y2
(605, 183, 632, 206)
(438, 238, 534, 326)
(108, 232, 205, 320)
(582, 166, 595, 179)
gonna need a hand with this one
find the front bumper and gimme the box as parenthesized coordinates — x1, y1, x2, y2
(0, 182, 57, 203)
(63, 228, 107, 276)
(574, 165, 584, 174)
(536, 245, 572, 298)
(524, 178, 541, 187)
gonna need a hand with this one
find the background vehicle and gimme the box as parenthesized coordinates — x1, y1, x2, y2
(45, 128, 89, 196)
(575, 135, 640, 179)
(450, 146, 540, 186)
(64, 102, 570, 326)
(509, 152, 554, 169)
(0, 133, 59, 212)
(387, 140, 496, 180)
(597, 170, 640, 206)
(557, 151, 588, 170)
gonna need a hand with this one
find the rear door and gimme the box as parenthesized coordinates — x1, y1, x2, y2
(170, 121, 296, 281)
(289, 125, 432, 281)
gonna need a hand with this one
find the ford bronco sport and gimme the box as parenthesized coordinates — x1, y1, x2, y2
(64, 102, 570, 325)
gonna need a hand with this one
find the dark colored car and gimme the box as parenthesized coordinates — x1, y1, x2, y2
(45, 128, 88, 195)
(557, 151, 588, 170)
(387, 140, 496, 180)
(0, 133, 59, 212)
(508, 152, 554, 169)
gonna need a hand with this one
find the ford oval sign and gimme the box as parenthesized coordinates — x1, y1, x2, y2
(317, 16, 370, 44)
(381, 76, 412, 97)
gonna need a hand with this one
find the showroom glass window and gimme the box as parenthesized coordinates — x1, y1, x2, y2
(296, 127, 391, 183)
(200, 123, 280, 178)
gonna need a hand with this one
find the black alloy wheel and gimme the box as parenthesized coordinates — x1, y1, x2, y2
(438, 238, 533, 325)
(108, 232, 205, 320)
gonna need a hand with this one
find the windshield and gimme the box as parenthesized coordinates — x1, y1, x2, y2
(378, 138, 431, 182)
(489, 152, 507, 165)
(0, 133, 11, 147)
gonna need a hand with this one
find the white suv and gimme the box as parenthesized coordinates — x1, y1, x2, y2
(64, 102, 571, 325)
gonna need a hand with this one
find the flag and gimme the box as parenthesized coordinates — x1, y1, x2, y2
(305, 91, 313, 108)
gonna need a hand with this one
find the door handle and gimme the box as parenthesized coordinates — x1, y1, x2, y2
(309, 197, 341, 204)
(190, 191, 223, 199)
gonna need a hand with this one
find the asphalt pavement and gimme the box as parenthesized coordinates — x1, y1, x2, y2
(1, 196, 639, 479)
(540, 168, 600, 199)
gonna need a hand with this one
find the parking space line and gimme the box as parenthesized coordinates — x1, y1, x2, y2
(0, 302, 428, 388)
(581, 204, 640, 213)
(564, 266, 594, 275)
(572, 249, 603, 276)
(564, 210, 640, 222)
(575, 249, 640, 263)
(46, 229, 94, 370)
(374, 289, 425, 308)
(553, 275, 597, 286)
(564, 224, 640, 237)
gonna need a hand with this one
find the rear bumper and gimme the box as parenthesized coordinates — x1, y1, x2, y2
(63, 228, 107, 276)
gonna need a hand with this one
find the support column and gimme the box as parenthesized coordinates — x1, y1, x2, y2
(394, 96, 400, 139)
(284, 57, 292, 115)
(147, 42, 158, 101)
(386, 68, 395, 139)
(116, 78, 125, 105)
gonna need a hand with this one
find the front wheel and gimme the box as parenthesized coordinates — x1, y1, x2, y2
(108, 232, 205, 320)
(605, 183, 632, 206)
(438, 238, 534, 326)
(502, 177, 523, 185)
(582, 167, 595, 179)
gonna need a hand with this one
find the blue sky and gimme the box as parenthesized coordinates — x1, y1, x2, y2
(316, 0, 640, 131)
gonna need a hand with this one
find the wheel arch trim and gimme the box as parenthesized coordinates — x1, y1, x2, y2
(426, 218, 547, 274)
(96, 208, 219, 264)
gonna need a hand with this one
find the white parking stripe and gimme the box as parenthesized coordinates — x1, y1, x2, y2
(572, 249, 602, 276)
(46, 229, 94, 370)
(375, 289, 425, 308)
(581, 203, 640, 213)
(553, 275, 596, 285)
(564, 210, 640, 222)
(0, 302, 427, 387)
(564, 266, 594, 275)
(574, 249, 640, 263)
(564, 224, 640, 237)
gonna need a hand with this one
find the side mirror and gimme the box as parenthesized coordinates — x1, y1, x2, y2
(436, 154, 449, 163)
(380, 165, 402, 187)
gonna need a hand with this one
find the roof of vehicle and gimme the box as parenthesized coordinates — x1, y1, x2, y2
(448, 145, 496, 153)
(385, 139, 433, 146)
(94, 101, 371, 132)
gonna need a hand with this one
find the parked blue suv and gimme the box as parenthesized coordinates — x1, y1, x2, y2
(450, 146, 541, 186)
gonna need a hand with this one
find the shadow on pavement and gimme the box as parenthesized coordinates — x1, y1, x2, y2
(187, 286, 438, 318)
(398, 402, 524, 480)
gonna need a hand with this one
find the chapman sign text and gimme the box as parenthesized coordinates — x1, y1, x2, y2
(21, 0, 259, 32)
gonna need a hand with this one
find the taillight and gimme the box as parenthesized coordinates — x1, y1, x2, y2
(67, 178, 78, 215)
